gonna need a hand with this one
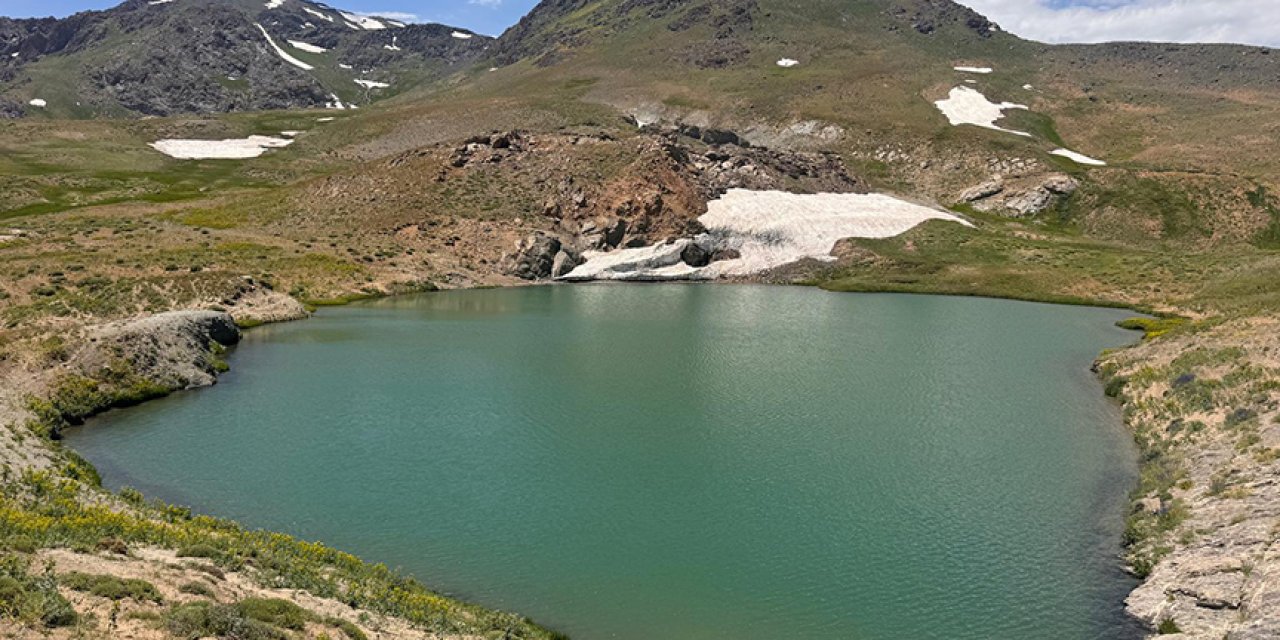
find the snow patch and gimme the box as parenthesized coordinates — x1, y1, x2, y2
(264, 0, 284, 8)
(563, 190, 971, 281)
(1050, 148, 1107, 166)
(933, 86, 1029, 136)
(354, 79, 389, 89)
(254, 23, 313, 70)
(698, 190, 972, 277)
(303, 7, 333, 22)
(149, 136, 294, 160)
(325, 93, 348, 109)
(280, 130, 301, 137)
(776, 58, 799, 67)
(317, 117, 336, 122)
(288, 40, 327, 53)
(954, 66, 993, 74)
(561, 241, 703, 282)
(1023, 84, 1034, 90)
(451, 31, 473, 39)
(341, 13, 386, 30)
(147, 0, 174, 5)
(338, 63, 353, 69)
(384, 36, 401, 51)
(28, 99, 46, 108)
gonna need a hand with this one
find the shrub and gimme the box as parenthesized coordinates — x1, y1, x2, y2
(165, 600, 286, 640)
(60, 571, 163, 603)
(325, 616, 368, 640)
(237, 597, 309, 630)
(177, 544, 222, 560)
(1157, 617, 1182, 634)
(0, 556, 77, 627)
(179, 581, 215, 598)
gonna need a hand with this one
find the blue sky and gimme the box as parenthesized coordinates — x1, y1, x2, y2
(2, 0, 1277, 45)
(2, 0, 540, 35)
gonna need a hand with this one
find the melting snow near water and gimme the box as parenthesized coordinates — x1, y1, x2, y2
(934, 86, 1029, 136)
(150, 136, 294, 160)
(1050, 148, 1107, 166)
(562, 190, 971, 281)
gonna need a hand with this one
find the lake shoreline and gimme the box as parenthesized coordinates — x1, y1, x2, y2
(4, 277, 1263, 638)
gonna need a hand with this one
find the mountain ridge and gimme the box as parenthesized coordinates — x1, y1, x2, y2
(0, 0, 491, 116)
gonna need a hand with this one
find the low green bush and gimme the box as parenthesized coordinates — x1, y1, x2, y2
(60, 571, 163, 603)
(179, 581, 215, 598)
(165, 600, 286, 640)
(237, 597, 309, 630)
(325, 616, 368, 640)
(0, 555, 77, 627)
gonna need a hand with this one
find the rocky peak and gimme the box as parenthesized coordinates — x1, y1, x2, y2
(492, 0, 758, 67)
(884, 0, 1000, 38)
(0, 0, 490, 116)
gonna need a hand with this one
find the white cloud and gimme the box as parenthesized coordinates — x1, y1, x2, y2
(468, 0, 503, 6)
(963, 0, 1280, 48)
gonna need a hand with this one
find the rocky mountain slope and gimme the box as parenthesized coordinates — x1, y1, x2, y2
(0, 0, 490, 117)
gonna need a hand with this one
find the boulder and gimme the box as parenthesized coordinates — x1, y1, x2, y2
(1006, 187, 1055, 216)
(503, 234, 562, 280)
(604, 218, 627, 248)
(550, 250, 580, 279)
(960, 177, 1004, 202)
(1043, 174, 1079, 195)
(680, 242, 712, 267)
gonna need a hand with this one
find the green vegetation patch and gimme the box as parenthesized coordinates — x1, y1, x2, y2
(0, 555, 77, 628)
(0, 470, 563, 639)
(60, 571, 163, 603)
(1117, 316, 1187, 340)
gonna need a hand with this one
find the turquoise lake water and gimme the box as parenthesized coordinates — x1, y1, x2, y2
(67, 285, 1144, 639)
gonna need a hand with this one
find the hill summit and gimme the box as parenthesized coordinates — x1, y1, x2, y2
(0, 0, 490, 117)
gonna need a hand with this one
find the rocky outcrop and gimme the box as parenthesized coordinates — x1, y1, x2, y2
(959, 177, 1004, 202)
(1098, 317, 1280, 638)
(0, 97, 24, 119)
(461, 129, 862, 281)
(959, 173, 1079, 216)
(219, 277, 310, 326)
(550, 250, 581, 278)
(502, 234, 562, 280)
(84, 310, 240, 389)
